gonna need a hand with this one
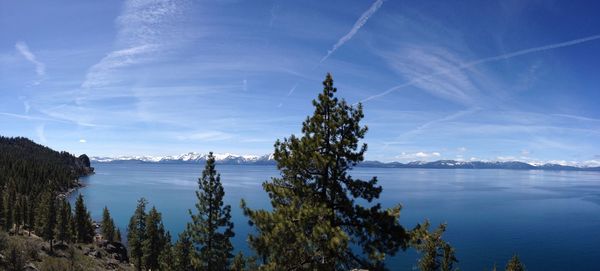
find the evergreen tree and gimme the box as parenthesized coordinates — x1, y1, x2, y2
(143, 206, 168, 270)
(158, 231, 174, 271)
(101, 206, 116, 242)
(73, 194, 94, 243)
(55, 198, 73, 244)
(13, 195, 23, 234)
(173, 231, 194, 271)
(242, 73, 408, 270)
(26, 197, 36, 236)
(0, 187, 4, 230)
(505, 254, 525, 271)
(187, 152, 234, 270)
(115, 227, 122, 242)
(128, 197, 147, 271)
(36, 190, 57, 252)
(4, 185, 16, 232)
(410, 221, 458, 271)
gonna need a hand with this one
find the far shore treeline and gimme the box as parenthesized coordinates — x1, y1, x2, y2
(0, 74, 526, 270)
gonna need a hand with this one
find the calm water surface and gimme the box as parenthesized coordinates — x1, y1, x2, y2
(73, 163, 600, 270)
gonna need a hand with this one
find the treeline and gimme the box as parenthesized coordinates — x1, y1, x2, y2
(0, 136, 94, 236)
(0, 136, 103, 269)
(0, 136, 96, 241)
(118, 74, 526, 270)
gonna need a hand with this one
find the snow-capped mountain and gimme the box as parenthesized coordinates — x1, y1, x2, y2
(91, 153, 600, 171)
(91, 152, 275, 165)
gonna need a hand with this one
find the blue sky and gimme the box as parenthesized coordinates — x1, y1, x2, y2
(1, 0, 600, 164)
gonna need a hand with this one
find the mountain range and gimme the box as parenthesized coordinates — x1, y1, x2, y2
(91, 152, 600, 171)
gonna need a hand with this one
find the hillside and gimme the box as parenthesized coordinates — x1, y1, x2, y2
(0, 136, 94, 195)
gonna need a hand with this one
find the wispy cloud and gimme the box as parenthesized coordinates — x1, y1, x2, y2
(175, 131, 233, 141)
(15, 41, 45, 84)
(36, 124, 47, 144)
(81, 0, 185, 89)
(398, 107, 480, 139)
(395, 151, 441, 160)
(79, 139, 87, 143)
(362, 33, 600, 103)
(383, 46, 482, 105)
(319, 0, 384, 64)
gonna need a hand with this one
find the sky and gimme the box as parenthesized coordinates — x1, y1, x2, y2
(1, 0, 600, 165)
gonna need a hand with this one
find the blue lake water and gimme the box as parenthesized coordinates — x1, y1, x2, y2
(73, 163, 600, 270)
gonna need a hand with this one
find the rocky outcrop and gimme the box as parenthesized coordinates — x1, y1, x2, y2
(97, 241, 129, 263)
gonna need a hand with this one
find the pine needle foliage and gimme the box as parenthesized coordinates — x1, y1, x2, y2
(242, 73, 408, 270)
(187, 152, 235, 271)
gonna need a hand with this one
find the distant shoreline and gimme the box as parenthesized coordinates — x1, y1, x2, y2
(91, 159, 600, 172)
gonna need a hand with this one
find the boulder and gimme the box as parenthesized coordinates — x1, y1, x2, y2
(104, 242, 128, 262)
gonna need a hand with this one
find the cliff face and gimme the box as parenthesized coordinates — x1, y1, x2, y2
(76, 154, 95, 175)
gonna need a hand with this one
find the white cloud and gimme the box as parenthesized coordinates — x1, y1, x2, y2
(79, 139, 87, 143)
(176, 131, 233, 141)
(15, 41, 46, 83)
(396, 151, 441, 160)
(23, 101, 31, 114)
(36, 124, 47, 144)
(362, 34, 600, 103)
(81, 0, 185, 89)
(457, 147, 467, 152)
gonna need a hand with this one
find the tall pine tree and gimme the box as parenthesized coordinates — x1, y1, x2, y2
(173, 231, 194, 271)
(73, 194, 94, 243)
(187, 152, 234, 271)
(36, 190, 57, 251)
(55, 198, 73, 244)
(242, 73, 408, 270)
(0, 187, 4, 230)
(143, 206, 168, 270)
(101, 206, 117, 242)
(128, 197, 148, 271)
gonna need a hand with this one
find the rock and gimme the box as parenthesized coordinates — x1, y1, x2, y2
(24, 262, 39, 271)
(104, 242, 128, 262)
(89, 249, 102, 259)
(106, 258, 120, 269)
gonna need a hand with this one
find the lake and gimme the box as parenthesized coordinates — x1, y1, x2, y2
(72, 163, 600, 270)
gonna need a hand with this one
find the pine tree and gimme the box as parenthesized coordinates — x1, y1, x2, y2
(73, 194, 94, 243)
(128, 197, 147, 271)
(410, 221, 458, 271)
(505, 254, 525, 271)
(13, 195, 23, 234)
(242, 73, 408, 270)
(55, 198, 73, 244)
(0, 187, 5, 230)
(143, 206, 167, 270)
(115, 227, 122, 242)
(187, 152, 234, 270)
(36, 190, 57, 252)
(101, 206, 116, 242)
(173, 231, 194, 271)
(4, 185, 16, 232)
(158, 231, 174, 271)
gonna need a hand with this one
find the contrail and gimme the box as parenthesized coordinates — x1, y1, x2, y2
(360, 34, 600, 103)
(280, 0, 384, 107)
(319, 0, 384, 64)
